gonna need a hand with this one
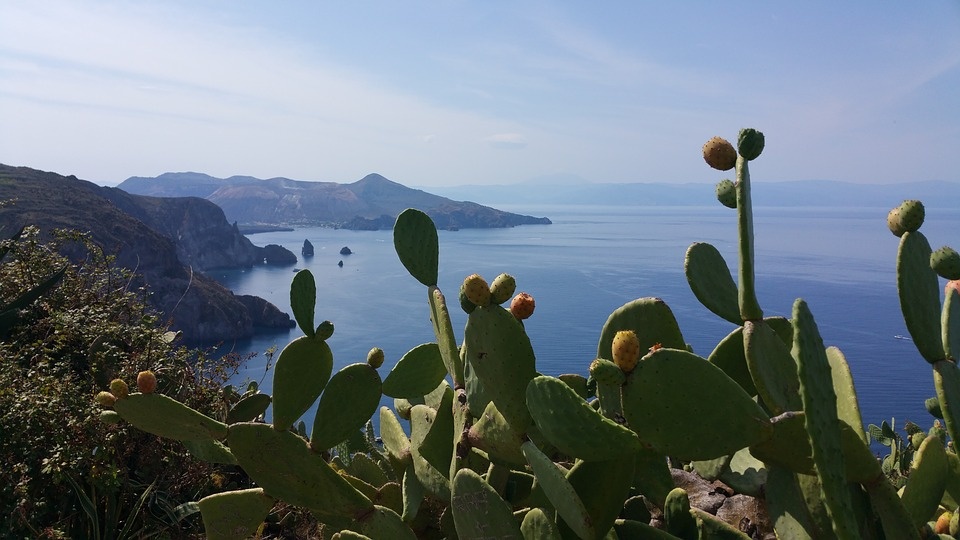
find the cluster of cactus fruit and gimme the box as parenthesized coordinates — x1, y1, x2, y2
(94, 128, 960, 539)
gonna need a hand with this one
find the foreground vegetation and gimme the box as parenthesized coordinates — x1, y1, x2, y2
(8, 128, 960, 538)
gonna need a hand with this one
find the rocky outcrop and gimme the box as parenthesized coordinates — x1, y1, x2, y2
(0, 164, 294, 343)
(261, 244, 297, 265)
(237, 295, 297, 329)
(98, 187, 296, 271)
(339, 246, 352, 255)
(302, 239, 314, 257)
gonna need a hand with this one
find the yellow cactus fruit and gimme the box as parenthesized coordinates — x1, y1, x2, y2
(109, 378, 129, 400)
(367, 347, 385, 369)
(95, 391, 117, 407)
(612, 330, 641, 373)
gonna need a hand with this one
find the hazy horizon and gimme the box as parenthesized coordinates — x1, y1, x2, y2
(2, 2, 959, 188)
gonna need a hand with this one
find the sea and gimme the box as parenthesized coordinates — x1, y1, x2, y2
(206, 204, 960, 441)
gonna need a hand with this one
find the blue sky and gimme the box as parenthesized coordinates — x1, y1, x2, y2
(2, 1, 959, 187)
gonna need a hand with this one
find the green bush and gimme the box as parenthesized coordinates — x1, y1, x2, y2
(0, 227, 246, 538)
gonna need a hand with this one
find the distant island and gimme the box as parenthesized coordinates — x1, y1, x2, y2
(118, 172, 552, 230)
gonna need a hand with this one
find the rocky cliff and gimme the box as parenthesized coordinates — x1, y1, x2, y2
(0, 164, 294, 343)
(118, 172, 552, 230)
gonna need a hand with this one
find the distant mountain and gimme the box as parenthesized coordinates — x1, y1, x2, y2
(423, 180, 960, 208)
(0, 164, 295, 343)
(118, 172, 552, 229)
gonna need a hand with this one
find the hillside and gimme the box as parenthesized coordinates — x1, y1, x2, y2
(0, 164, 295, 343)
(118, 172, 552, 229)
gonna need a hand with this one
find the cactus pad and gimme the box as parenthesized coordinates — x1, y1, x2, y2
(382, 342, 447, 399)
(311, 363, 383, 452)
(945, 284, 960, 360)
(899, 435, 948, 529)
(226, 422, 373, 518)
(898, 231, 947, 362)
(113, 393, 228, 441)
(290, 269, 317, 338)
(409, 404, 452, 501)
(793, 298, 859, 539)
(393, 209, 439, 287)
(597, 298, 686, 360)
(464, 305, 537, 431)
(521, 441, 594, 540)
(931, 246, 960, 280)
(520, 508, 560, 539)
(737, 127, 765, 161)
(467, 401, 526, 466)
(271, 336, 334, 431)
(744, 319, 802, 415)
(226, 392, 271, 424)
(526, 375, 641, 461)
(565, 457, 637, 539)
(490, 273, 517, 305)
(198, 488, 275, 540)
(684, 242, 741, 324)
(716, 179, 737, 209)
(622, 348, 772, 461)
(428, 286, 464, 385)
(450, 468, 522, 540)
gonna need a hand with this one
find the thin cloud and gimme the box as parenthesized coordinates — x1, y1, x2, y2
(485, 133, 528, 149)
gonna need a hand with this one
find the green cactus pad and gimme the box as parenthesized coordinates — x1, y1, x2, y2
(934, 359, 960, 455)
(332, 531, 372, 540)
(449, 388, 471, 481)
(467, 401, 527, 466)
(375, 482, 404, 516)
(311, 363, 383, 451)
(716, 178, 737, 209)
(691, 455, 731, 482)
(750, 412, 815, 475)
(290, 269, 317, 338)
(113, 393, 228, 441)
(931, 246, 960, 280)
(898, 231, 946, 363)
(394, 209, 439, 287)
(597, 298, 687, 362)
(428, 286, 464, 385)
(409, 404, 451, 501)
(198, 488, 275, 540)
(450, 468, 522, 540)
(708, 317, 790, 397)
(744, 318, 802, 415)
(226, 422, 373, 518)
(900, 435, 948, 529)
(346, 453, 391, 488)
(379, 407, 412, 465)
(735, 158, 763, 321)
(490, 273, 517, 305)
(357, 505, 417, 540)
(664, 488, 697, 540)
(526, 375, 641, 461)
(521, 441, 594, 540)
(401, 466, 424, 522)
(566, 457, 637, 540)
(271, 336, 334, 432)
(826, 346, 866, 444)
(183, 439, 237, 465)
(588, 358, 626, 387)
(520, 508, 560, 539)
(684, 242, 741, 324)
(464, 305, 537, 431)
(558, 373, 590, 399)
(691, 508, 753, 539)
(764, 466, 819, 539)
(737, 127, 765, 161)
(944, 285, 960, 360)
(863, 477, 920, 539)
(226, 392, 272, 424)
(417, 385, 454, 475)
(382, 342, 447, 399)
(720, 448, 767, 497)
(792, 299, 859, 539)
(621, 348, 772, 461)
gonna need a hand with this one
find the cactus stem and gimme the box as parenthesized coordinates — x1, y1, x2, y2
(736, 155, 763, 321)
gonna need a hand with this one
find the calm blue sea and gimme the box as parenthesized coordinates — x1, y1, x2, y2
(207, 204, 960, 440)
